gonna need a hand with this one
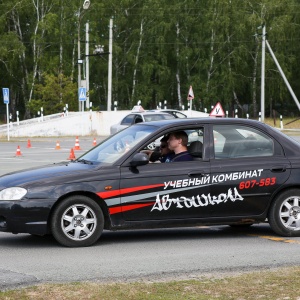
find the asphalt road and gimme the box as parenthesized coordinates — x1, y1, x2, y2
(0, 225, 300, 290)
(0, 134, 300, 290)
(0, 136, 105, 176)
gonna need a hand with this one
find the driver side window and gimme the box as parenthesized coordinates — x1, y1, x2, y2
(142, 128, 204, 163)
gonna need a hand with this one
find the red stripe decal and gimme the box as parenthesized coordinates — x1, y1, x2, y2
(109, 202, 154, 215)
(109, 207, 122, 215)
(98, 184, 164, 199)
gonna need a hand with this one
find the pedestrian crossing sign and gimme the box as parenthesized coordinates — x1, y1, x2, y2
(78, 87, 86, 101)
(2, 88, 9, 104)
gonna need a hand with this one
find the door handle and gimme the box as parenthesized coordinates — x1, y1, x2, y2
(271, 166, 287, 173)
(188, 172, 205, 178)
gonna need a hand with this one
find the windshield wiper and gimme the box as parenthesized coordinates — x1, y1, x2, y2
(77, 159, 93, 165)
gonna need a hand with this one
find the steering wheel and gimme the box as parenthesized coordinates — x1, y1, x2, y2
(147, 142, 156, 150)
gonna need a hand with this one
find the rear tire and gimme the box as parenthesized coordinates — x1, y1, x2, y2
(269, 189, 300, 237)
(51, 195, 104, 247)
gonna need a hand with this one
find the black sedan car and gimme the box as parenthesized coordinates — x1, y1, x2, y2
(0, 118, 300, 247)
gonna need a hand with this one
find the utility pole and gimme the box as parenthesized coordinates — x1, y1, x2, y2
(107, 18, 113, 111)
(85, 22, 90, 109)
(77, 0, 91, 111)
(260, 24, 266, 122)
(78, 16, 82, 111)
(259, 24, 300, 117)
(266, 40, 300, 111)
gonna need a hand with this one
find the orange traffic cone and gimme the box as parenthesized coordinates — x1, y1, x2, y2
(73, 136, 81, 150)
(55, 141, 61, 150)
(15, 145, 22, 156)
(93, 138, 97, 146)
(68, 148, 76, 160)
(27, 139, 32, 148)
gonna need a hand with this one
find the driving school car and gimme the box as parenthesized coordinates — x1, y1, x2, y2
(1, 117, 300, 247)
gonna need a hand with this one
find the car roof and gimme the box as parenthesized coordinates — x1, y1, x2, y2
(147, 109, 181, 111)
(129, 111, 172, 115)
(136, 117, 278, 133)
(147, 109, 185, 113)
(136, 117, 300, 149)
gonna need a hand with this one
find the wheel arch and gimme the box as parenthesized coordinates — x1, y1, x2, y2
(267, 185, 300, 216)
(48, 191, 112, 232)
(268, 186, 300, 237)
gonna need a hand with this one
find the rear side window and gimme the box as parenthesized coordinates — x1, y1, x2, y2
(173, 111, 187, 118)
(121, 114, 135, 125)
(213, 125, 274, 159)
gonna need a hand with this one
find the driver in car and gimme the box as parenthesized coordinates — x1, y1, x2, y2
(144, 136, 175, 163)
(167, 131, 193, 162)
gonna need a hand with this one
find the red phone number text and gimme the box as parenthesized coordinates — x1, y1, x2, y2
(239, 177, 276, 190)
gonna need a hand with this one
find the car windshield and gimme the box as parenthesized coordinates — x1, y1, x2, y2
(78, 124, 157, 165)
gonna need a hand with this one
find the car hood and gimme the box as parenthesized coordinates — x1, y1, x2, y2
(0, 161, 104, 188)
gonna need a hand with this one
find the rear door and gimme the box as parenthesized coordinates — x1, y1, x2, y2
(210, 124, 291, 217)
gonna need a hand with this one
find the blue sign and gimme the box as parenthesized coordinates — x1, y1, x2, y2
(2, 88, 9, 104)
(78, 87, 86, 101)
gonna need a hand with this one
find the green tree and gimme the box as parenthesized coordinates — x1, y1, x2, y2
(30, 73, 77, 114)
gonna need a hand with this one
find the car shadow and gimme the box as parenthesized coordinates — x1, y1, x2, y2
(0, 233, 59, 248)
(94, 223, 276, 246)
(0, 224, 276, 248)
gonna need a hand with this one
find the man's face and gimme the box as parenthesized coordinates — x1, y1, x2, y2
(160, 142, 169, 154)
(167, 134, 180, 151)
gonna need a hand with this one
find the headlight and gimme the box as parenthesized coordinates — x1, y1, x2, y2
(0, 187, 27, 200)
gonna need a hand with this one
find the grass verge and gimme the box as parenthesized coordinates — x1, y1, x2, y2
(264, 117, 300, 129)
(1, 267, 300, 299)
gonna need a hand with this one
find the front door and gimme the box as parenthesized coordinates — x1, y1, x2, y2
(119, 126, 213, 221)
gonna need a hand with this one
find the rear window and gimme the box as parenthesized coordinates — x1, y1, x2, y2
(144, 114, 174, 122)
(213, 125, 274, 159)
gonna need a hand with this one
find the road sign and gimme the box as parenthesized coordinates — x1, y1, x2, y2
(187, 86, 194, 101)
(78, 87, 86, 101)
(2, 88, 9, 104)
(210, 102, 225, 117)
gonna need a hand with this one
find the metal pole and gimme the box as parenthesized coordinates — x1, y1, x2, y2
(78, 14, 82, 111)
(6, 103, 9, 141)
(260, 24, 266, 122)
(266, 40, 300, 111)
(85, 22, 90, 109)
(107, 18, 113, 111)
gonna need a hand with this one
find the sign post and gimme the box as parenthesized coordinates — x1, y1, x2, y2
(187, 85, 194, 117)
(2, 88, 10, 141)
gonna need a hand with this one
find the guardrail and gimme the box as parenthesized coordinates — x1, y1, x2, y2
(0, 112, 76, 132)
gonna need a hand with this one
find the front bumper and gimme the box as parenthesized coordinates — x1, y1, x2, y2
(0, 199, 57, 235)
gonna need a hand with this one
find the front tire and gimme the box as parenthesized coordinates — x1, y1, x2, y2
(269, 189, 300, 237)
(51, 196, 104, 247)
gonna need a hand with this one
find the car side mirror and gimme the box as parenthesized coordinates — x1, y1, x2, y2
(130, 153, 149, 167)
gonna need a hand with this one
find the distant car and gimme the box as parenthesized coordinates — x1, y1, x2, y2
(148, 109, 187, 119)
(2, 117, 300, 247)
(110, 111, 175, 135)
